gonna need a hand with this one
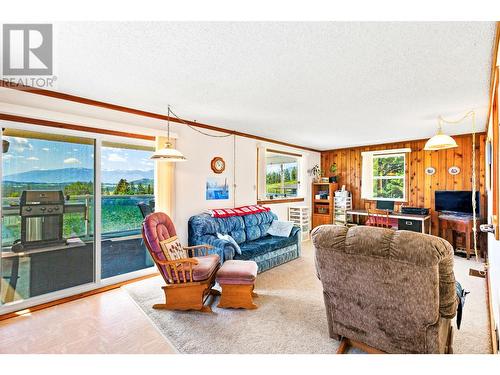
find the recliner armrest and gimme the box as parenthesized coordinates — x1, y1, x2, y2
(438, 239, 458, 319)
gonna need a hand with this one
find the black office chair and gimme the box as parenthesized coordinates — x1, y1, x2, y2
(138, 201, 155, 266)
(138, 202, 154, 219)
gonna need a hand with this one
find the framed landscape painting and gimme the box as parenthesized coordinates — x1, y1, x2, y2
(206, 177, 229, 200)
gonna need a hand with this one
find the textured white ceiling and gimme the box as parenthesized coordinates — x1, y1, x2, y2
(13, 22, 500, 150)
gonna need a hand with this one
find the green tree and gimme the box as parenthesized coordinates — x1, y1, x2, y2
(284, 168, 291, 182)
(114, 179, 130, 195)
(64, 181, 93, 196)
(128, 181, 136, 195)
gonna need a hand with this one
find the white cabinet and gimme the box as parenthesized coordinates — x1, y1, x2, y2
(334, 191, 352, 225)
(288, 206, 311, 241)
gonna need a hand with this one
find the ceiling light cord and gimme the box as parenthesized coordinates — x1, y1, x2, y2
(439, 111, 478, 261)
(167, 106, 232, 138)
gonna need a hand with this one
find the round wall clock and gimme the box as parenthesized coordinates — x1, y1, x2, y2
(425, 167, 436, 176)
(448, 166, 461, 175)
(211, 157, 226, 174)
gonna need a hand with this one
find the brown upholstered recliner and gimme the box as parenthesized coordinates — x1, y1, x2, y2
(312, 225, 458, 354)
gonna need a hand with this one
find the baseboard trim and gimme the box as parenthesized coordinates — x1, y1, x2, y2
(0, 273, 159, 322)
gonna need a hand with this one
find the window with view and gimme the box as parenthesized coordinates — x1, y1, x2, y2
(361, 150, 408, 201)
(100, 141, 155, 279)
(264, 150, 300, 199)
(1, 128, 95, 305)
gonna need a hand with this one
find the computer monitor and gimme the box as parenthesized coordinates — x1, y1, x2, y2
(376, 200, 395, 212)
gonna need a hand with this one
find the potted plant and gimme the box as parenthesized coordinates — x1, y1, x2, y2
(329, 163, 338, 183)
(308, 164, 322, 183)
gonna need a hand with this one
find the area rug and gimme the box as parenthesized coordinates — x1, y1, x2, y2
(124, 241, 491, 354)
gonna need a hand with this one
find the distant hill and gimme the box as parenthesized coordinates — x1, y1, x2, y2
(4, 167, 154, 184)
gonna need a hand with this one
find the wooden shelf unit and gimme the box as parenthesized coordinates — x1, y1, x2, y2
(311, 182, 338, 229)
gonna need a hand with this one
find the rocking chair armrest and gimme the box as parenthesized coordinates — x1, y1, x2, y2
(184, 244, 214, 257)
(151, 253, 201, 284)
(151, 253, 199, 266)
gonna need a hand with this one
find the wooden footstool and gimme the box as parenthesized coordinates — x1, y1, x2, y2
(216, 260, 258, 309)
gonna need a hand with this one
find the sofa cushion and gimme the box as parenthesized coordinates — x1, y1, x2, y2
(243, 211, 275, 241)
(235, 234, 298, 261)
(229, 229, 246, 244)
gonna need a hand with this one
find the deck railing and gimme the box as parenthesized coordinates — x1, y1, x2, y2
(1, 194, 154, 246)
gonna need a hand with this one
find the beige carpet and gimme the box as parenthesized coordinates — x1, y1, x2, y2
(125, 241, 491, 354)
(451, 254, 492, 354)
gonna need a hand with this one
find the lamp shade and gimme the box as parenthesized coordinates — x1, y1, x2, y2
(151, 142, 187, 161)
(423, 132, 458, 151)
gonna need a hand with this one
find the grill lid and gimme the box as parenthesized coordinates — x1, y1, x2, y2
(20, 190, 65, 205)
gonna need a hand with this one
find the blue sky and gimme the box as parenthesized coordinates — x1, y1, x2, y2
(2, 136, 154, 176)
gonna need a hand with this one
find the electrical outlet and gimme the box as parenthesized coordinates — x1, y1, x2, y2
(469, 268, 486, 278)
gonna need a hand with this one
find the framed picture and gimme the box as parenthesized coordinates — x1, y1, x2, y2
(206, 177, 229, 200)
(425, 167, 436, 176)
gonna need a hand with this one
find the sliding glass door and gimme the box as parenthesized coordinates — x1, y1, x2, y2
(0, 122, 157, 312)
(100, 141, 154, 278)
(1, 128, 95, 305)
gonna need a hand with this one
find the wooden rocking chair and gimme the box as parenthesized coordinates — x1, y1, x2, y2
(142, 212, 221, 313)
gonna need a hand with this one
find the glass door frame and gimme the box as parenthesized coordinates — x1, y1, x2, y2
(0, 119, 157, 315)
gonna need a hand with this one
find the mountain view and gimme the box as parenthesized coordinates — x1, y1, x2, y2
(4, 167, 153, 184)
(1, 135, 156, 247)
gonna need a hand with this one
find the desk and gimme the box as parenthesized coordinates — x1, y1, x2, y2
(346, 209, 432, 234)
(438, 214, 483, 259)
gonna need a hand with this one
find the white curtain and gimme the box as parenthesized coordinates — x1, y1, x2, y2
(361, 152, 374, 199)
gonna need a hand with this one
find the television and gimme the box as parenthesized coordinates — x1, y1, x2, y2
(376, 200, 395, 212)
(434, 190, 480, 215)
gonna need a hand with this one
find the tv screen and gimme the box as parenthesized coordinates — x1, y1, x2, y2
(376, 200, 395, 211)
(434, 190, 480, 215)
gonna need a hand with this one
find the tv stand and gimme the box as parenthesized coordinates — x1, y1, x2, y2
(438, 212, 482, 259)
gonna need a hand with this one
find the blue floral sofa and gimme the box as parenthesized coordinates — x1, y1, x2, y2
(188, 211, 301, 273)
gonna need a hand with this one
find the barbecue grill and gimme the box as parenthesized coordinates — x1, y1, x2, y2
(19, 190, 65, 249)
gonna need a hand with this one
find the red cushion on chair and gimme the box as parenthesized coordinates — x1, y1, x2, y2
(216, 260, 258, 285)
(171, 254, 220, 282)
(192, 254, 220, 281)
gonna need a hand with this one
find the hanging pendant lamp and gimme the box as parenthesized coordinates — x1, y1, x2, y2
(424, 118, 458, 151)
(151, 105, 187, 161)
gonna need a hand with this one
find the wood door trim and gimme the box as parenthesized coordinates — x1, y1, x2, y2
(486, 267, 499, 353)
(486, 21, 500, 133)
(0, 273, 159, 322)
(0, 80, 320, 153)
(0, 113, 156, 141)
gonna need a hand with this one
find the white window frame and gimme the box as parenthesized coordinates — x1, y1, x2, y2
(0, 120, 157, 315)
(258, 148, 302, 201)
(361, 148, 410, 202)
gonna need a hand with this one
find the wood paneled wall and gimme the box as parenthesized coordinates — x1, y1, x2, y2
(321, 133, 486, 235)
